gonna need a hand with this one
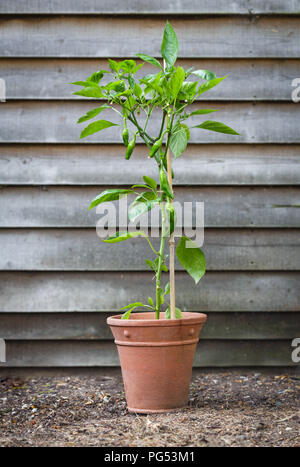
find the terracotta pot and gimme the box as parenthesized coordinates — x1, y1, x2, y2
(107, 311, 207, 413)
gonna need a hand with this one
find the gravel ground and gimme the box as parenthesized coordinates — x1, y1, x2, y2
(0, 373, 299, 447)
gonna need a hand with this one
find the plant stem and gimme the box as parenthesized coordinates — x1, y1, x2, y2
(155, 202, 167, 319)
(128, 112, 154, 145)
(166, 115, 176, 320)
(143, 103, 154, 133)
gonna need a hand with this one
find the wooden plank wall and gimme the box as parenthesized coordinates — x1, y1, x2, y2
(0, 1, 300, 370)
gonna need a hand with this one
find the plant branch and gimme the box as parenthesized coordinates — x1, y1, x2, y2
(142, 233, 159, 256)
(143, 103, 154, 133)
(129, 111, 154, 144)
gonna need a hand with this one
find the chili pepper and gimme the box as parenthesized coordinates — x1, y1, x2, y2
(122, 118, 129, 146)
(149, 136, 163, 158)
(166, 201, 176, 235)
(159, 168, 174, 199)
(125, 133, 136, 160)
(122, 127, 129, 146)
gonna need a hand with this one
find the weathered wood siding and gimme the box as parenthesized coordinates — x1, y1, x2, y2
(0, 2, 299, 370)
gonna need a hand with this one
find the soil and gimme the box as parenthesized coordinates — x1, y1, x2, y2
(0, 372, 299, 447)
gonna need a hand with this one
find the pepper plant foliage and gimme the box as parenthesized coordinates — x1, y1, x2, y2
(73, 21, 239, 320)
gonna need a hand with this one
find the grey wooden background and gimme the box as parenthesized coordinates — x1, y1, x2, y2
(0, 1, 300, 370)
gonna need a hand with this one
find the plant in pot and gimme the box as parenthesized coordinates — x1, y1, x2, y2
(73, 21, 239, 413)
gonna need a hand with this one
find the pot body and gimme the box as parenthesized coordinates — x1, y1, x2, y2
(107, 312, 207, 413)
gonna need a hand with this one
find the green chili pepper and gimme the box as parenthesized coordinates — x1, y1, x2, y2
(125, 133, 136, 160)
(122, 127, 129, 146)
(122, 118, 129, 147)
(149, 136, 163, 158)
(166, 201, 176, 235)
(159, 168, 174, 199)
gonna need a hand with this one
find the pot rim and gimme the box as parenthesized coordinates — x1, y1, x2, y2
(107, 311, 207, 327)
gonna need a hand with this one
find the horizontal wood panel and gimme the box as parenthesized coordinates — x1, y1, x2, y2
(0, 271, 298, 312)
(1, 186, 299, 228)
(3, 340, 296, 367)
(1, 229, 299, 271)
(2, 58, 299, 101)
(1, 312, 299, 340)
(0, 1, 298, 15)
(0, 17, 299, 58)
(1, 102, 299, 144)
(1, 144, 300, 186)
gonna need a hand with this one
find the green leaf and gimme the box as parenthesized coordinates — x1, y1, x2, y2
(73, 86, 103, 98)
(197, 76, 226, 96)
(71, 79, 100, 88)
(120, 302, 145, 310)
(192, 69, 216, 81)
(119, 59, 136, 73)
(167, 66, 185, 101)
(161, 21, 178, 68)
(89, 188, 133, 210)
(181, 123, 190, 140)
(104, 80, 125, 93)
(139, 72, 164, 95)
(185, 67, 194, 78)
(140, 72, 160, 83)
(126, 95, 138, 110)
(71, 80, 92, 87)
(145, 259, 155, 270)
(189, 109, 218, 117)
(103, 230, 146, 243)
(194, 120, 240, 135)
(141, 72, 163, 96)
(136, 54, 162, 70)
(87, 71, 105, 84)
(170, 123, 188, 159)
(77, 105, 109, 123)
(176, 236, 206, 284)
(178, 81, 198, 100)
(128, 191, 159, 222)
(143, 176, 157, 191)
(131, 184, 152, 190)
(115, 89, 132, 99)
(164, 282, 170, 295)
(127, 75, 135, 89)
(80, 120, 118, 139)
(132, 63, 144, 74)
(108, 59, 120, 73)
(165, 306, 183, 319)
(133, 83, 142, 98)
(120, 300, 152, 318)
(148, 297, 154, 306)
(121, 308, 134, 319)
